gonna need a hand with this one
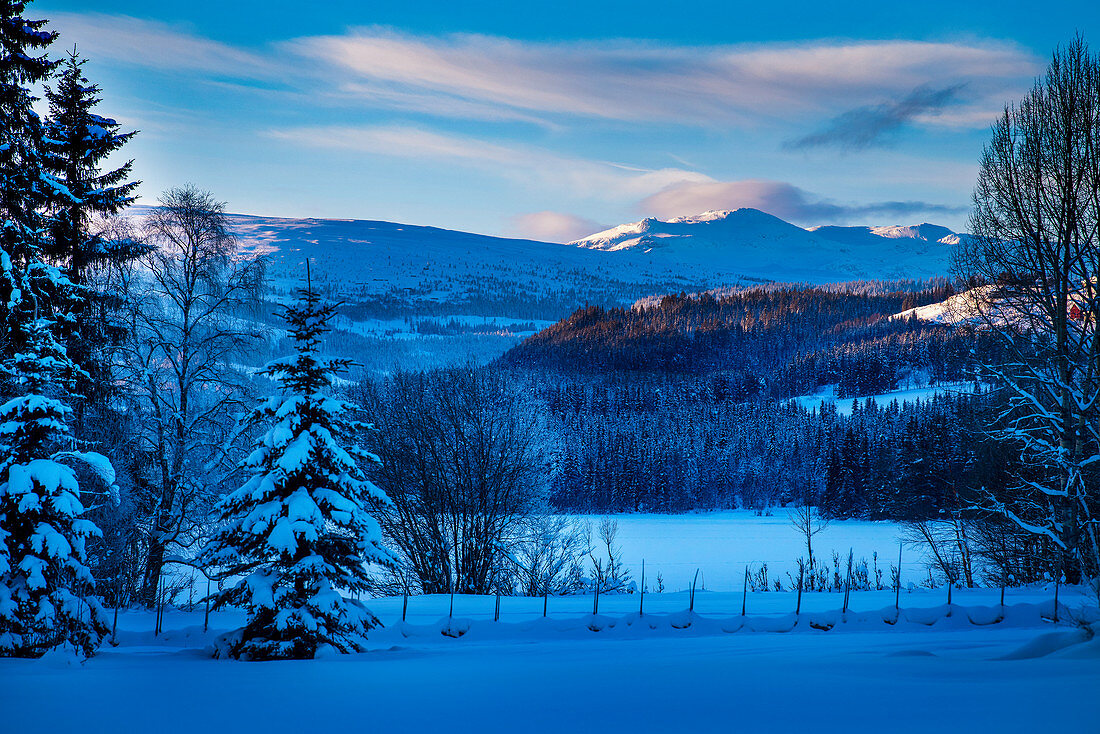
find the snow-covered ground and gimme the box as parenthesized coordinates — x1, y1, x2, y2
(6, 511, 1094, 733)
(3, 587, 1096, 734)
(789, 382, 980, 416)
(160, 512, 917, 601)
(582, 510, 920, 591)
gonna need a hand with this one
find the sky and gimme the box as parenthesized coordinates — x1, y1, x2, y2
(34, 0, 1100, 241)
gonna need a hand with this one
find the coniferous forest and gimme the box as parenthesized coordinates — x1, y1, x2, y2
(499, 285, 1008, 518)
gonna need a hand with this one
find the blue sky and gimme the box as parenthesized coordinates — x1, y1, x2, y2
(36, 0, 1099, 240)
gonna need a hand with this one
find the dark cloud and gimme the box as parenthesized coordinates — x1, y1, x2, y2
(639, 179, 966, 226)
(785, 84, 966, 151)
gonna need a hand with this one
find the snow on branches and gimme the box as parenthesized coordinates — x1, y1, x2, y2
(201, 275, 393, 660)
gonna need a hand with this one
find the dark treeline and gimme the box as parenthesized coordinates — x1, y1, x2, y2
(534, 371, 1007, 519)
(503, 285, 995, 400)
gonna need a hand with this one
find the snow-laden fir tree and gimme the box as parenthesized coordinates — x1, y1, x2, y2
(0, 0, 115, 659)
(1, 0, 68, 370)
(42, 49, 141, 418)
(43, 49, 139, 281)
(201, 270, 393, 660)
(0, 319, 113, 657)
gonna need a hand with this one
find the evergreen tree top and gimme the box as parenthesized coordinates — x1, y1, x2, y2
(44, 49, 138, 215)
(262, 282, 357, 397)
(0, 2, 57, 87)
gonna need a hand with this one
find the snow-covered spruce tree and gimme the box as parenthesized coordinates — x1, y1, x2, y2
(1, 0, 66, 372)
(0, 0, 115, 658)
(201, 275, 393, 660)
(41, 49, 144, 604)
(42, 49, 140, 420)
(0, 320, 112, 657)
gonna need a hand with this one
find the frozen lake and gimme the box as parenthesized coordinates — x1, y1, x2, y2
(577, 510, 920, 592)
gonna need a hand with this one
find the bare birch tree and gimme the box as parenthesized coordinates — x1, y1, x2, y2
(955, 35, 1100, 584)
(789, 502, 828, 574)
(118, 185, 264, 605)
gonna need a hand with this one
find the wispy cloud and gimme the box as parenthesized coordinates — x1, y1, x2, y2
(266, 125, 711, 198)
(51, 12, 1038, 130)
(640, 179, 965, 225)
(785, 84, 966, 150)
(48, 12, 275, 79)
(290, 31, 1036, 125)
(43, 11, 1021, 230)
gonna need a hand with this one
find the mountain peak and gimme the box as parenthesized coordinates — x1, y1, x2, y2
(569, 208, 961, 282)
(570, 208, 808, 251)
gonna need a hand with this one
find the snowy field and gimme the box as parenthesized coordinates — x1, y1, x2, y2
(160, 511, 917, 602)
(2, 587, 1097, 734)
(5, 513, 1095, 734)
(582, 510, 921, 591)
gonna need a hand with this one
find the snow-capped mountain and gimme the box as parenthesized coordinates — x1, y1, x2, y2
(127, 206, 965, 373)
(133, 207, 964, 322)
(572, 208, 812, 252)
(572, 208, 962, 283)
(810, 222, 961, 247)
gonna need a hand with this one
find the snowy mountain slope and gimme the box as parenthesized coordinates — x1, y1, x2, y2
(130, 206, 962, 315)
(127, 208, 716, 316)
(572, 208, 962, 283)
(126, 206, 965, 373)
(893, 285, 1010, 326)
(811, 222, 961, 248)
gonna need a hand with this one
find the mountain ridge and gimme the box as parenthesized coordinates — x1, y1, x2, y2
(569, 208, 964, 283)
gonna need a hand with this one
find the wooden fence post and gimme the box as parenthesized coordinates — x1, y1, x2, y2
(689, 569, 699, 613)
(741, 566, 749, 617)
(895, 543, 902, 611)
(1053, 562, 1061, 623)
(154, 573, 163, 637)
(842, 549, 852, 615)
(796, 563, 804, 616)
(112, 574, 121, 644)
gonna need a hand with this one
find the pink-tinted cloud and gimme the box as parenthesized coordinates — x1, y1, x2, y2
(508, 211, 607, 243)
(640, 179, 964, 225)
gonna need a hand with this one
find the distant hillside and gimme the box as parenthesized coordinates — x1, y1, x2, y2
(502, 283, 1003, 518)
(502, 284, 990, 400)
